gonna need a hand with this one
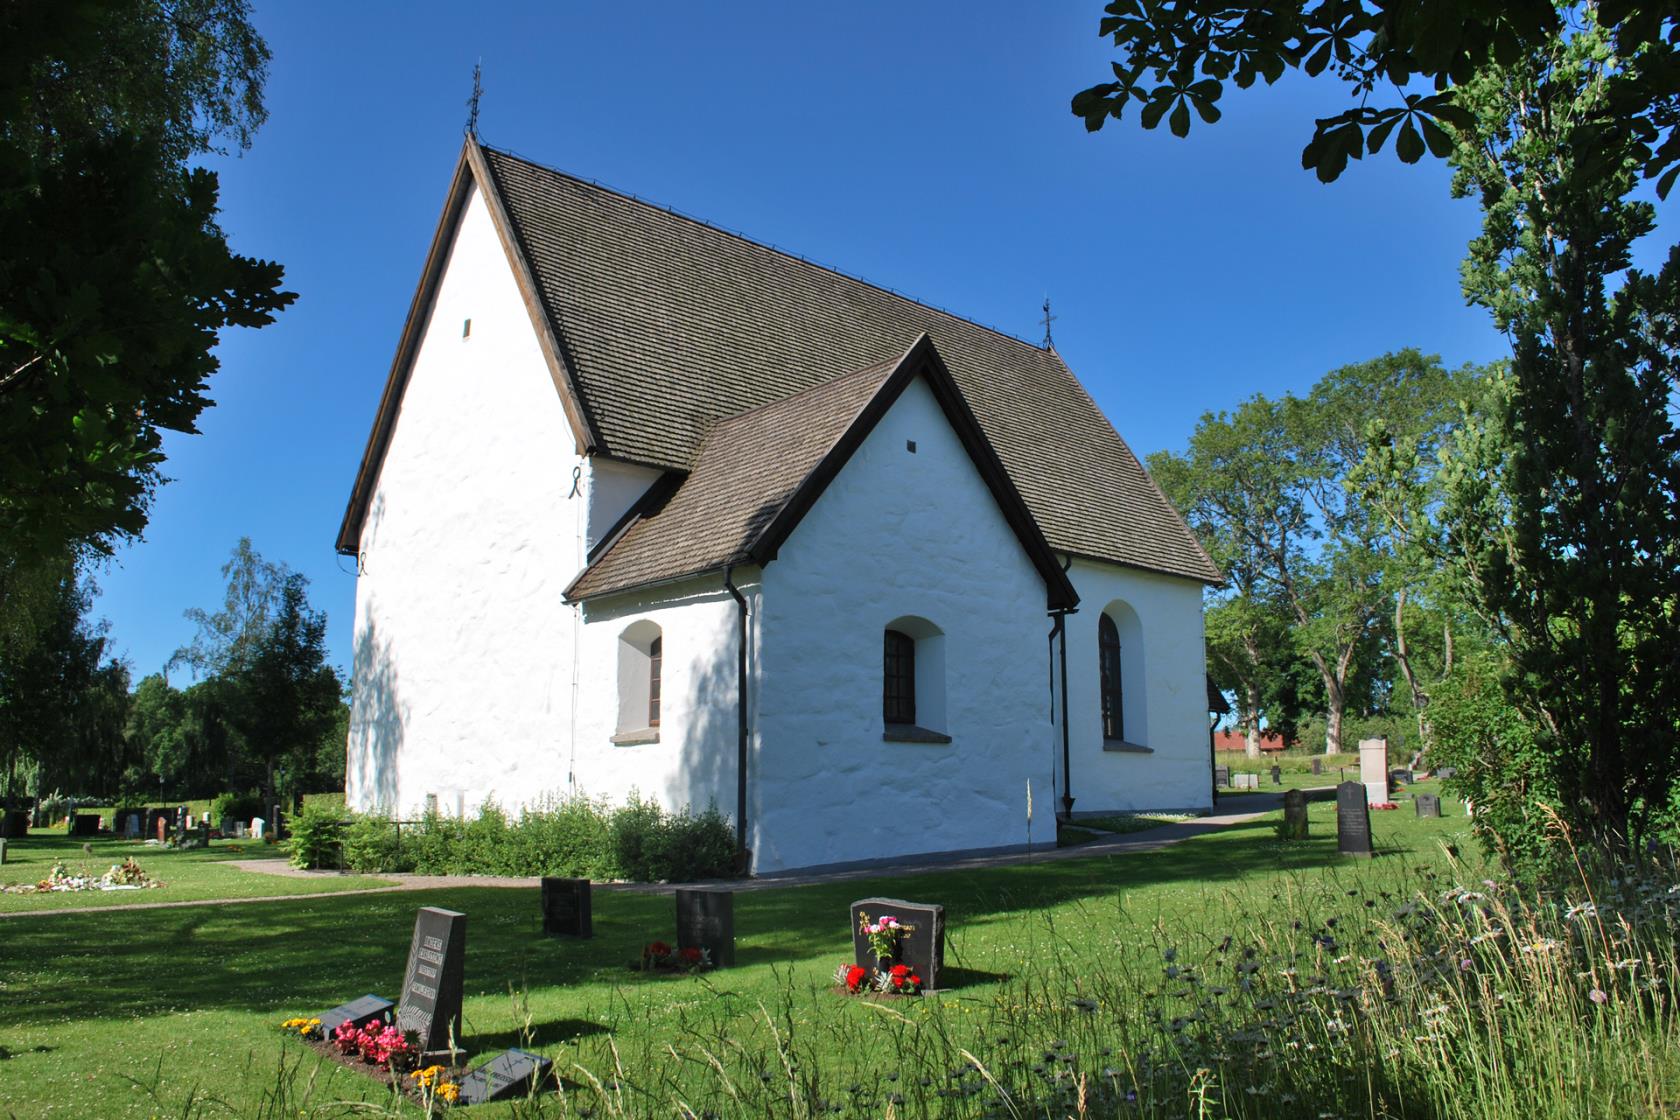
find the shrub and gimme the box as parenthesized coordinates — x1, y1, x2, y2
(342, 814, 412, 873)
(608, 793, 735, 881)
(209, 790, 264, 827)
(287, 803, 347, 870)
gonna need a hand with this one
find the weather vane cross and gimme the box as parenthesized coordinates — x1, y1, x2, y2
(466, 60, 483, 136)
(1040, 297, 1057, 350)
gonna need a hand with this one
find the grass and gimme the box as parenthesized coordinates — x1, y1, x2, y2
(0, 797, 1546, 1118)
(1076, 813, 1201, 836)
(0, 834, 393, 912)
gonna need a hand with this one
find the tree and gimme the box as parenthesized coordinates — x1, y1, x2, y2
(1, 0, 294, 569)
(1071, 2, 1680, 198)
(172, 536, 290, 680)
(225, 572, 341, 802)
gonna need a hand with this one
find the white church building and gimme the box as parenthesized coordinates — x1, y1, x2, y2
(339, 139, 1222, 875)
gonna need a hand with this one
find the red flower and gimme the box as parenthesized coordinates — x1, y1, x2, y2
(644, 941, 672, 958)
(678, 946, 703, 965)
(890, 963, 912, 979)
(845, 965, 870, 992)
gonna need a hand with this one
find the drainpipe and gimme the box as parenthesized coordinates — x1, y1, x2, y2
(1054, 555, 1075, 823)
(723, 565, 750, 870)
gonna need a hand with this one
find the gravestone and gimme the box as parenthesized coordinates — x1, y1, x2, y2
(1414, 794, 1442, 819)
(0, 838, 7, 864)
(0, 811, 26, 838)
(1435, 766, 1457, 780)
(1311, 757, 1323, 775)
(252, 817, 266, 840)
(396, 907, 466, 1057)
(1358, 737, 1391, 805)
(270, 804, 284, 840)
(146, 808, 170, 839)
(540, 877, 592, 938)
(676, 888, 735, 967)
(235, 821, 247, 838)
(1242, 773, 1261, 790)
(1336, 781, 1373, 858)
(1282, 789, 1308, 840)
(1270, 765, 1282, 785)
(1390, 769, 1414, 787)
(1214, 766, 1229, 787)
(456, 1048, 554, 1105)
(156, 817, 167, 843)
(123, 813, 141, 838)
(71, 814, 99, 836)
(315, 994, 393, 1038)
(850, 897, 944, 991)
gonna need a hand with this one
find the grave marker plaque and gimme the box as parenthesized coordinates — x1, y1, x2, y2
(315, 994, 393, 1039)
(1283, 789, 1309, 840)
(396, 907, 466, 1057)
(850, 897, 944, 991)
(1336, 781, 1373, 858)
(1414, 794, 1442, 818)
(540, 877, 592, 938)
(1214, 766, 1230, 788)
(676, 888, 735, 967)
(1358, 737, 1391, 804)
(1270, 765, 1282, 785)
(455, 1048, 554, 1105)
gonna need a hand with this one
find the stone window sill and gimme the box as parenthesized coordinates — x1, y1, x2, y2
(1103, 739, 1153, 754)
(883, 724, 952, 745)
(611, 728, 660, 746)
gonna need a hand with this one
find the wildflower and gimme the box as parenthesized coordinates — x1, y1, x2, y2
(1589, 988, 1608, 1004)
(1563, 902, 1598, 921)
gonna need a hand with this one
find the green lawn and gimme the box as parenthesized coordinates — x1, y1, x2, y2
(0, 834, 393, 913)
(0, 800, 1495, 1118)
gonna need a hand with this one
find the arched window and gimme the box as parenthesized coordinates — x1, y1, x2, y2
(884, 629, 916, 725)
(614, 621, 663, 743)
(1099, 614, 1124, 741)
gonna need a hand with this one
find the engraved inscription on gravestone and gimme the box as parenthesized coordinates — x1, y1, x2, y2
(1336, 781, 1373, 858)
(455, 1048, 554, 1105)
(1282, 789, 1309, 840)
(850, 897, 945, 991)
(1414, 794, 1442, 818)
(396, 907, 466, 1056)
(676, 888, 735, 967)
(540, 877, 592, 938)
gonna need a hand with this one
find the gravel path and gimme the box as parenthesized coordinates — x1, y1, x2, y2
(0, 791, 1306, 919)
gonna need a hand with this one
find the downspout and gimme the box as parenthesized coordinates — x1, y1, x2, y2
(1055, 554, 1075, 823)
(723, 565, 750, 871)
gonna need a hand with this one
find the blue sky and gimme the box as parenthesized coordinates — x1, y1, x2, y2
(91, 1, 1675, 682)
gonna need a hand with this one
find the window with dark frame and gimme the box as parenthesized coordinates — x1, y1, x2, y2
(648, 635, 663, 728)
(1099, 614, 1124, 741)
(883, 629, 916, 725)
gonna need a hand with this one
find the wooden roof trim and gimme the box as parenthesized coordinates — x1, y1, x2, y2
(745, 334, 1080, 613)
(335, 139, 601, 557)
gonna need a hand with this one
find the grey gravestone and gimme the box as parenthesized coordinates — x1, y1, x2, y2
(1336, 781, 1373, 858)
(1311, 757, 1323, 775)
(270, 804, 284, 840)
(1415, 794, 1442, 818)
(396, 907, 466, 1057)
(123, 812, 141, 838)
(315, 994, 393, 1039)
(850, 897, 944, 990)
(1243, 773, 1261, 790)
(456, 1048, 553, 1105)
(1214, 766, 1230, 787)
(1270, 765, 1282, 785)
(540, 877, 591, 938)
(1435, 766, 1457, 780)
(676, 888, 735, 967)
(1282, 789, 1309, 840)
(0, 838, 7, 864)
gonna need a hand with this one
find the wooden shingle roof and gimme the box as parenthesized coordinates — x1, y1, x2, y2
(338, 140, 1220, 587)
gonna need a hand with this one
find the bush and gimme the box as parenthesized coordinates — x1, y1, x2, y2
(287, 803, 347, 870)
(333, 793, 734, 881)
(209, 790, 264, 828)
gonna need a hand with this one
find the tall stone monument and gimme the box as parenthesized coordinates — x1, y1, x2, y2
(1358, 737, 1391, 804)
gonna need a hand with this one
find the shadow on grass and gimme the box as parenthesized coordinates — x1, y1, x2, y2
(0, 811, 1456, 1030)
(468, 1017, 609, 1052)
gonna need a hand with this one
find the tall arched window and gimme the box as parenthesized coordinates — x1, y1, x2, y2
(1099, 613, 1124, 741)
(648, 635, 662, 728)
(614, 620, 663, 743)
(883, 629, 916, 725)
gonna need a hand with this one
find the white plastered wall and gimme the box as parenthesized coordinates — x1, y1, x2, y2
(1058, 559, 1212, 815)
(752, 375, 1054, 873)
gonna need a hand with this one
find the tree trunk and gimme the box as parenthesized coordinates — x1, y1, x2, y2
(1392, 588, 1432, 754)
(1245, 723, 1261, 759)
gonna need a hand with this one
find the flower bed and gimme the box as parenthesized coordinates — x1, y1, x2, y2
(2, 858, 164, 894)
(278, 1016, 463, 1109)
(634, 940, 712, 972)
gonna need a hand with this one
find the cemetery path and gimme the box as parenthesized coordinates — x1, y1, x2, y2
(0, 790, 1321, 917)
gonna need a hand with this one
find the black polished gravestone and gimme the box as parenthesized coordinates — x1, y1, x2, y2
(315, 995, 394, 1039)
(676, 888, 734, 967)
(1390, 769, 1414, 788)
(1214, 766, 1230, 788)
(1336, 781, 1373, 858)
(1415, 794, 1442, 818)
(71, 814, 99, 836)
(850, 898, 945, 991)
(456, 1048, 554, 1105)
(395, 907, 466, 1057)
(1282, 789, 1309, 840)
(1311, 757, 1323, 775)
(1270, 765, 1283, 785)
(540, 877, 592, 938)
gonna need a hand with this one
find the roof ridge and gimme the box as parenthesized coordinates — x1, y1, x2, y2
(477, 140, 1051, 358)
